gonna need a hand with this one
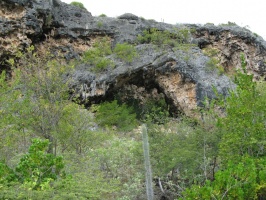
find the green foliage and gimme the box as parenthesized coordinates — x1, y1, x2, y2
(60, 153, 121, 199)
(182, 54, 266, 199)
(0, 70, 23, 159)
(0, 139, 65, 193)
(94, 100, 138, 131)
(83, 38, 138, 71)
(99, 13, 107, 17)
(142, 98, 169, 124)
(57, 104, 108, 154)
(70, 1, 86, 9)
(253, 32, 259, 37)
(0, 161, 16, 184)
(1, 41, 265, 199)
(0, 46, 146, 199)
(204, 47, 225, 75)
(205, 22, 215, 26)
(97, 21, 103, 28)
(182, 157, 265, 199)
(140, 16, 146, 21)
(91, 137, 144, 197)
(82, 37, 114, 72)
(203, 47, 219, 57)
(0, 46, 99, 157)
(218, 54, 266, 161)
(148, 121, 201, 179)
(15, 139, 65, 190)
(137, 28, 194, 50)
(206, 57, 224, 75)
(143, 117, 221, 198)
(118, 88, 170, 125)
(114, 43, 138, 63)
(219, 21, 238, 27)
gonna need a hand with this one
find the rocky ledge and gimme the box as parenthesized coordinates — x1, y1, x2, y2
(1, 0, 265, 116)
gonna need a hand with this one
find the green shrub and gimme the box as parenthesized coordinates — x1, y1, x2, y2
(253, 32, 259, 37)
(99, 14, 107, 17)
(219, 21, 238, 27)
(0, 139, 65, 191)
(140, 16, 146, 21)
(142, 98, 169, 124)
(205, 22, 214, 26)
(97, 21, 103, 28)
(203, 47, 219, 57)
(70, 1, 86, 9)
(137, 28, 194, 50)
(82, 37, 114, 72)
(15, 139, 65, 190)
(94, 100, 138, 131)
(114, 43, 138, 62)
(204, 48, 224, 75)
(137, 28, 173, 47)
(82, 38, 139, 71)
(206, 57, 224, 75)
(182, 157, 264, 200)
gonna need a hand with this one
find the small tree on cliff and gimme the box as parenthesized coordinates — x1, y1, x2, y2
(70, 1, 86, 9)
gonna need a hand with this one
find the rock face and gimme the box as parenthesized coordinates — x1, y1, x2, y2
(192, 24, 266, 80)
(1, 0, 265, 116)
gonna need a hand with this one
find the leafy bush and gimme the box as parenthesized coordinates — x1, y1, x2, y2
(0, 139, 65, 191)
(83, 38, 139, 70)
(70, 1, 86, 9)
(99, 14, 107, 17)
(203, 47, 219, 57)
(182, 55, 266, 199)
(82, 37, 114, 72)
(142, 98, 169, 124)
(219, 21, 238, 27)
(90, 137, 144, 199)
(206, 57, 224, 75)
(94, 100, 138, 131)
(182, 157, 265, 199)
(15, 139, 65, 190)
(97, 21, 103, 28)
(218, 54, 266, 161)
(204, 47, 224, 75)
(114, 43, 138, 62)
(205, 22, 215, 26)
(137, 28, 194, 50)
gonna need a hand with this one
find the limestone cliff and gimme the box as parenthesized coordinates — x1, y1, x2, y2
(1, 0, 265, 116)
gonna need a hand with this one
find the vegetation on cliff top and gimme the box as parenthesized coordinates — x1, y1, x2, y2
(70, 1, 86, 10)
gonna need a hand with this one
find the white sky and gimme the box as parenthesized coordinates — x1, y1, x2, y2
(61, 0, 266, 40)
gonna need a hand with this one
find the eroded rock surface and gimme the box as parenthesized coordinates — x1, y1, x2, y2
(1, 0, 265, 116)
(191, 24, 266, 79)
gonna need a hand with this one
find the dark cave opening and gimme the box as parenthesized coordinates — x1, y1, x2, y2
(82, 67, 182, 121)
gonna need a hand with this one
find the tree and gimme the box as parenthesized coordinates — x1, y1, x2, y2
(181, 54, 266, 199)
(13, 47, 74, 154)
(182, 156, 265, 199)
(70, 1, 86, 9)
(218, 54, 266, 161)
(0, 139, 64, 191)
(15, 139, 65, 190)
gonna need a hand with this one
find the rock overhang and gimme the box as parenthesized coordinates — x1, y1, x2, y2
(1, 0, 265, 116)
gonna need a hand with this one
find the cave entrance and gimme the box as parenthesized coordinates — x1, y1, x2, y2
(92, 67, 181, 123)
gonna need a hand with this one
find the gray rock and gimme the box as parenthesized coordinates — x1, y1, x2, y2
(1, 0, 265, 116)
